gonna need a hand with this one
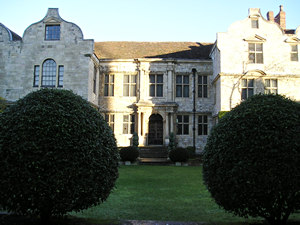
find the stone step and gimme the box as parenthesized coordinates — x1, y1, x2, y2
(139, 147, 168, 158)
(139, 157, 170, 165)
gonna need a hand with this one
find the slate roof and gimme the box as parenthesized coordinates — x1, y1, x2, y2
(0, 23, 22, 41)
(94, 42, 213, 60)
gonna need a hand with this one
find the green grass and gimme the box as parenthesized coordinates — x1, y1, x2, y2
(72, 165, 300, 224)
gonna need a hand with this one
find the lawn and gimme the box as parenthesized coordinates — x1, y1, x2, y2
(73, 165, 300, 224)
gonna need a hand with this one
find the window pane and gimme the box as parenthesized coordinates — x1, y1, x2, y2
(242, 89, 247, 100)
(183, 75, 189, 84)
(265, 79, 270, 87)
(248, 88, 254, 97)
(203, 76, 207, 84)
(157, 84, 163, 97)
(251, 19, 258, 28)
(123, 84, 129, 96)
(249, 53, 255, 63)
(198, 76, 202, 84)
(248, 79, 254, 87)
(157, 75, 163, 83)
(249, 43, 255, 51)
(183, 115, 189, 123)
(198, 124, 203, 135)
(183, 85, 189, 97)
(124, 75, 129, 83)
(176, 75, 182, 84)
(198, 85, 203, 97)
(271, 79, 277, 87)
(176, 85, 182, 97)
(203, 125, 208, 135)
(110, 75, 114, 83)
(203, 115, 208, 123)
(203, 86, 208, 98)
(256, 43, 263, 51)
(105, 74, 109, 83)
(291, 45, 297, 52)
(130, 84, 136, 96)
(256, 53, 263, 63)
(131, 75, 137, 83)
(241, 79, 247, 87)
(149, 75, 155, 83)
(177, 115, 182, 123)
(109, 84, 114, 96)
(177, 124, 182, 135)
(291, 53, 298, 61)
(183, 124, 189, 134)
(150, 84, 155, 97)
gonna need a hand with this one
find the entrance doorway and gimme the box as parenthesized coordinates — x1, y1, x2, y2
(148, 114, 163, 145)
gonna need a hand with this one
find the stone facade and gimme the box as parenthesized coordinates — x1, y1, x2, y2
(1, 6, 299, 152)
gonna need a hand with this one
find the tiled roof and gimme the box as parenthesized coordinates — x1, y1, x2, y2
(94, 42, 213, 60)
(0, 23, 22, 41)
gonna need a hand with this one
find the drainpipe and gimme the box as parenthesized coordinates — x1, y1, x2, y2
(192, 68, 197, 151)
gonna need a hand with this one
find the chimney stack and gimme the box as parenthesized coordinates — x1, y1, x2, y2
(267, 11, 274, 22)
(274, 5, 286, 29)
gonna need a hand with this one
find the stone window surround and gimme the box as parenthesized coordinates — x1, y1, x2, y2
(33, 58, 64, 88)
(248, 42, 264, 64)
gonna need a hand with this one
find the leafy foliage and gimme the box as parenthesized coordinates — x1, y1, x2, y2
(168, 132, 177, 152)
(169, 147, 189, 163)
(0, 89, 119, 221)
(132, 132, 139, 149)
(119, 146, 139, 162)
(203, 94, 300, 225)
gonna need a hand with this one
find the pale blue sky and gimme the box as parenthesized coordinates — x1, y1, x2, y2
(1, 0, 299, 42)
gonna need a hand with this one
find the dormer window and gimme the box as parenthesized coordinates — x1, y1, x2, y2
(45, 25, 60, 40)
(251, 19, 259, 29)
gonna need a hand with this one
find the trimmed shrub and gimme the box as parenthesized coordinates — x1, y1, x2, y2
(186, 146, 196, 158)
(132, 132, 139, 149)
(203, 94, 300, 225)
(119, 146, 139, 162)
(0, 89, 119, 223)
(169, 147, 189, 163)
(168, 132, 177, 152)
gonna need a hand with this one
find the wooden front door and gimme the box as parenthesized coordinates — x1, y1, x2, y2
(148, 114, 163, 145)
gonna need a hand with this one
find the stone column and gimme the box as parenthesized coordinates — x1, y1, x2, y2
(167, 62, 174, 101)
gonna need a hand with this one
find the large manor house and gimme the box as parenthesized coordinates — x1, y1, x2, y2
(1, 6, 299, 152)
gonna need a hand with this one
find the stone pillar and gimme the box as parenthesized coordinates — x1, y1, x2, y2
(165, 113, 169, 145)
(167, 62, 174, 101)
(170, 113, 174, 133)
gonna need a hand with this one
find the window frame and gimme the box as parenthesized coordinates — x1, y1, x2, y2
(33, 65, 40, 87)
(58, 65, 64, 87)
(104, 74, 114, 96)
(105, 114, 115, 132)
(251, 19, 259, 29)
(241, 78, 254, 100)
(45, 24, 61, 41)
(123, 74, 137, 97)
(176, 75, 189, 98)
(264, 79, 278, 94)
(41, 59, 57, 87)
(198, 115, 208, 136)
(248, 43, 263, 64)
(149, 74, 164, 97)
(177, 115, 189, 135)
(123, 114, 135, 134)
(198, 75, 208, 98)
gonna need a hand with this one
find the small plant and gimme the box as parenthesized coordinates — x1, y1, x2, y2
(168, 132, 177, 152)
(169, 147, 189, 163)
(119, 146, 139, 162)
(132, 132, 139, 149)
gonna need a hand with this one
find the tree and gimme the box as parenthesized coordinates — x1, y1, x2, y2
(132, 132, 139, 149)
(168, 132, 177, 152)
(0, 89, 119, 223)
(203, 94, 300, 225)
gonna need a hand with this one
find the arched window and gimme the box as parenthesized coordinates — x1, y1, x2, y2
(42, 59, 56, 87)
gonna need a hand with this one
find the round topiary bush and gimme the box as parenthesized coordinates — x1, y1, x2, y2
(119, 146, 139, 162)
(0, 89, 119, 222)
(169, 147, 189, 163)
(203, 94, 300, 225)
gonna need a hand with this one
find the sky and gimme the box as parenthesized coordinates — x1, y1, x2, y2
(1, 0, 299, 42)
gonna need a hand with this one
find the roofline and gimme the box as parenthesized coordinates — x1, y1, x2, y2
(99, 58, 212, 63)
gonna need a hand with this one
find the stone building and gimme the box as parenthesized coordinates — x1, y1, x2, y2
(1, 6, 299, 152)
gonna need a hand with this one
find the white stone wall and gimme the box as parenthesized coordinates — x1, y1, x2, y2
(212, 8, 300, 115)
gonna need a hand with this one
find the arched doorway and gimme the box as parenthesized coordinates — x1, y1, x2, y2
(148, 114, 163, 145)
